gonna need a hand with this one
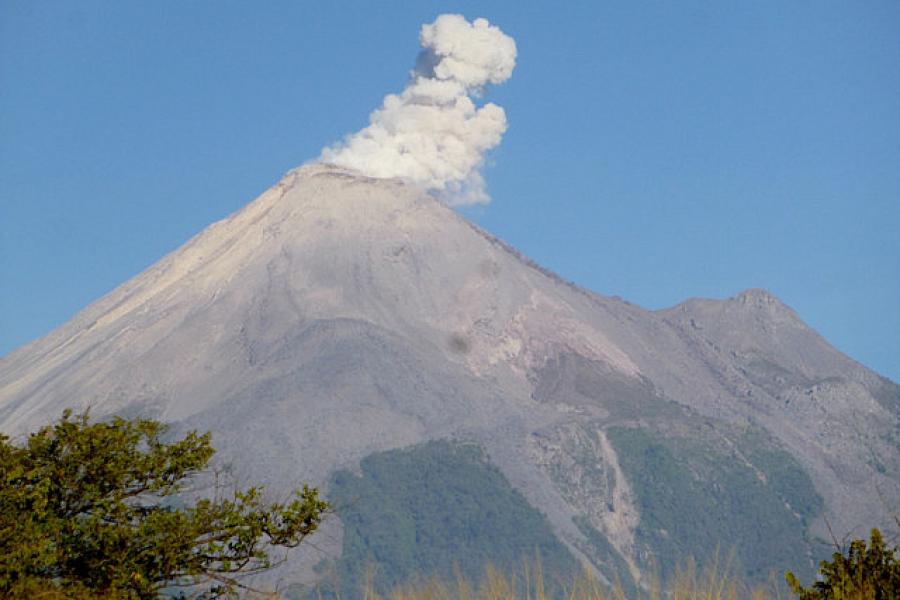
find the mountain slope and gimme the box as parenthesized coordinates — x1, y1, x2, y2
(1, 164, 896, 591)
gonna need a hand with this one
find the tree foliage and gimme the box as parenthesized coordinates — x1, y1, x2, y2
(0, 410, 327, 598)
(786, 528, 900, 600)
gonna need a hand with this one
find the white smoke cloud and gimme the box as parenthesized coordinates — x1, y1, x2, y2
(319, 14, 516, 205)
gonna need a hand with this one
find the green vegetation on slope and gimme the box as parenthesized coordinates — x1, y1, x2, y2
(607, 426, 823, 583)
(737, 428, 822, 526)
(320, 440, 578, 598)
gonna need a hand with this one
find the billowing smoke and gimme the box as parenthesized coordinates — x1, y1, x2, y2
(319, 14, 516, 205)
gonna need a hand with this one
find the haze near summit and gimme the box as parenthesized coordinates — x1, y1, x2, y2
(319, 14, 516, 206)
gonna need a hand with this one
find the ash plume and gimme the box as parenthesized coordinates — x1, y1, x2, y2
(319, 14, 517, 205)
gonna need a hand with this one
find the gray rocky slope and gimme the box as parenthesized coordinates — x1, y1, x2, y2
(1, 164, 897, 585)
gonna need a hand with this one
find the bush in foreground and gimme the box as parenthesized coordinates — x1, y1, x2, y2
(786, 528, 899, 600)
(0, 410, 327, 599)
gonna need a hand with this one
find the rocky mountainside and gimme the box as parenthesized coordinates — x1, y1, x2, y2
(1, 164, 897, 591)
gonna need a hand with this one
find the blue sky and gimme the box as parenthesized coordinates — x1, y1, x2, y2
(1, 1, 898, 382)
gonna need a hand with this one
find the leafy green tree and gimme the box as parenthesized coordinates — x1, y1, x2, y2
(0, 410, 327, 599)
(786, 528, 900, 600)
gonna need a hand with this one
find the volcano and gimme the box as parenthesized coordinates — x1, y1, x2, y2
(2, 164, 897, 592)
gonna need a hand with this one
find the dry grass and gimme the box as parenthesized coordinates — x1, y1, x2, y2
(341, 554, 783, 600)
(13, 557, 785, 599)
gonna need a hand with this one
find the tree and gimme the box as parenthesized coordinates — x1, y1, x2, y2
(786, 528, 900, 600)
(0, 409, 327, 599)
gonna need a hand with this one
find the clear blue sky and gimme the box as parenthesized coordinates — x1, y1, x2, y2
(1, 1, 898, 382)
